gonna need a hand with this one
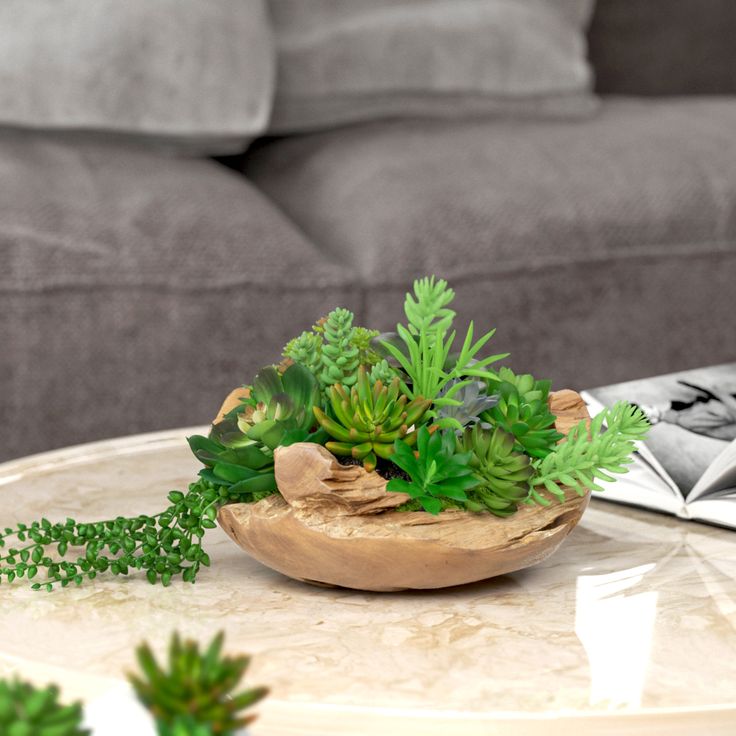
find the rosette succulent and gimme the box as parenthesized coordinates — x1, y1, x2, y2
(188, 363, 324, 499)
(459, 425, 535, 517)
(236, 363, 322, 448)
(436, 380, 498, 432)
(481, 367, 563, 459)
(313, 365, 431, 472)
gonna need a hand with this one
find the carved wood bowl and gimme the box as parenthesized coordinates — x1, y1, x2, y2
(217, 390, 590, 592)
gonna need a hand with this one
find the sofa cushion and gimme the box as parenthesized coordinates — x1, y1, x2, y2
(0, 0, 274, 154)
(267, 0, 597, 133)
(589, 0, 736, 96)
(243, 98, 736, 388)
(0, 132, 357, 460)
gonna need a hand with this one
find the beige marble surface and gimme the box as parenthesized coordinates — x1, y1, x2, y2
(1, 429, 736, 735)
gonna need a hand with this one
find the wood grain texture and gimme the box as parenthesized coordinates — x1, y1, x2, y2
(218, 390, 591, 591)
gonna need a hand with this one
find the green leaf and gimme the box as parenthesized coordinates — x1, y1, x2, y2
(252, 366, 283, 405)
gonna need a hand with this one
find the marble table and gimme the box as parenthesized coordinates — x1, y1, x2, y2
(1, 429, 736, 735)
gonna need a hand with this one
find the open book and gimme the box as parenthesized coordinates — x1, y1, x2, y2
(581, 363, 736, 530)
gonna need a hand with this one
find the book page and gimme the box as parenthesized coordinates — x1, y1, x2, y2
(583, 364, 736, 500)
(688, 440, 736, 502)
(687, 494, 736, 531)
(590, 456, 687, 517)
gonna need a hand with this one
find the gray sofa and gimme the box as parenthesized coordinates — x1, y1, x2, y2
(2, 0, 736, 461)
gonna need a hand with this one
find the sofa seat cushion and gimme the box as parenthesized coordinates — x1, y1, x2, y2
(243, 98, 736, 387)
(0, 132, 356, 460)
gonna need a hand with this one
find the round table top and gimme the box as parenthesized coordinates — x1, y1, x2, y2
(1, 429, 736, 736)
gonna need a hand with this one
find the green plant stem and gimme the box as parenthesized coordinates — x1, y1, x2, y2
(0, 479, 250, 591)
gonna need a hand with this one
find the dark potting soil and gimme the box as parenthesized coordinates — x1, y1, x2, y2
(338, 456, 410, 482)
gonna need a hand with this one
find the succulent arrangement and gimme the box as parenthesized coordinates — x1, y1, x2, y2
(0, 275, 648, 591)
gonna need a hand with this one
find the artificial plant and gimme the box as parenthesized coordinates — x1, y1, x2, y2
(386, 425, 479, 514)
(129, 632, 267, 736)
(313, 365, 431, 471)
(377, 276, 508, 407)
(0, 274, 648, 592)
(0, 678, 88, 736)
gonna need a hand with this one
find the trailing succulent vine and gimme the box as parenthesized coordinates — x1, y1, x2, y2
(1, 274, 648, 592)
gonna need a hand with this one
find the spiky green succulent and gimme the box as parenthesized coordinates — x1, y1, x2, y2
(378, 277, 507, 406)
(459, 425, 534, 517)
(387, 426, 480, 514)
(129, 632, 268, 736)
(481, 367, 562, 459)
(314, 365, 431, 472)
(0, 678, 88, 736)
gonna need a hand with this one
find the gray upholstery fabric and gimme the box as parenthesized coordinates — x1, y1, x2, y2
(243, 98, 736, 391)
(0, 0, 275, 154)
(588, 0, 736, 95)
(0, 132, 357, 461)
(268, 0, 597, 133)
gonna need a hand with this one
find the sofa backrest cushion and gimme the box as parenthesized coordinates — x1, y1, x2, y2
(0, 0, 275, 154)
(267, 0, 597, 134)
(589, 0, 736, 95)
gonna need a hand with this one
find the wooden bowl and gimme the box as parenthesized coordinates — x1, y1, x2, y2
(217, 390, 590, 592)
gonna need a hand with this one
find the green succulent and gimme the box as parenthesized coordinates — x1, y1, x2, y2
(282, 308, 382, 397)
(129, 631, 268, 736)
(481, 367, 563, 459)
(530, 402, 650, 506)
(379, 277, 507, 407)
(404, 275, 456, 335)
(387, 426, 480, 514)
(319, 307, 360, 389)
(0, 678, 88, 736)
(314, 365, 431, 472)
(459, 425, 535, 517)
(351, 326, 381, 365)
(369, 358, 398, 385)
(281, 331, 322, 376)
(189, 363, 324, 499)
(236, 363, 322, 447)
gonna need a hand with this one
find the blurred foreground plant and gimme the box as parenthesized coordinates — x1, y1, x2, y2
(129, 631, 268, 736)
